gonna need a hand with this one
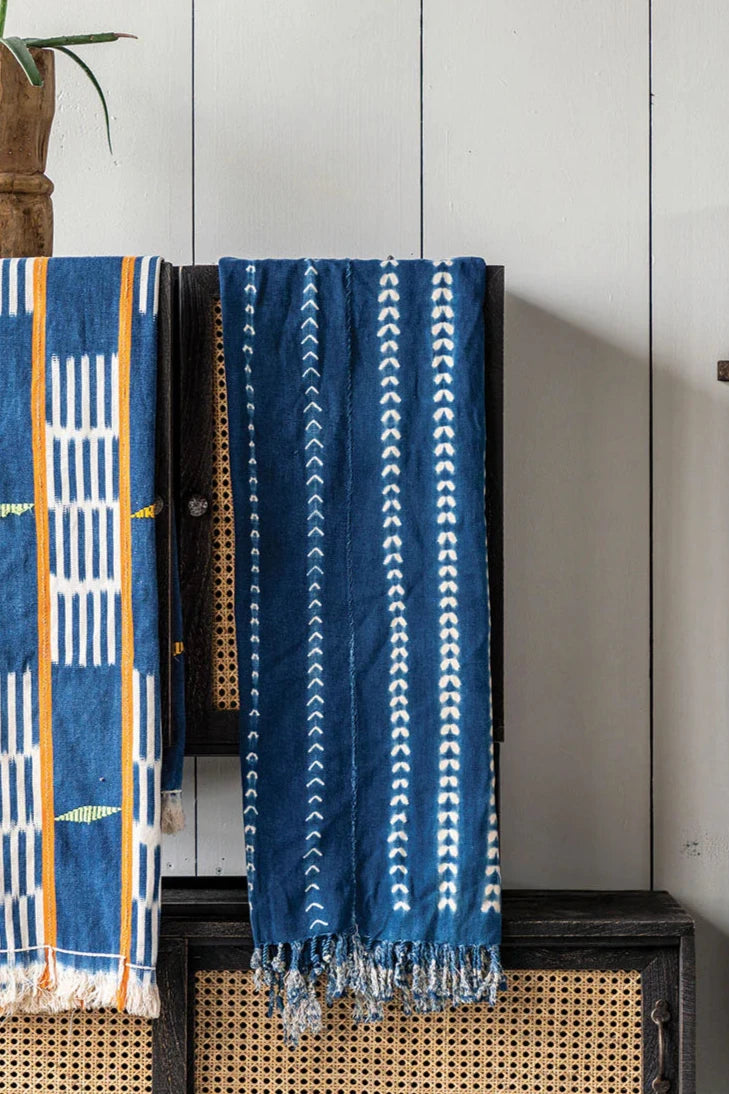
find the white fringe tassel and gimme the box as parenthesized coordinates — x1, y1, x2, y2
(253, 932, 505, 1047)
(0, 953, 160, 1018)
(161, 789, 185, 834)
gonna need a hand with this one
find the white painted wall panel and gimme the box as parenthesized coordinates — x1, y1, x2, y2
(193, 0, 421, 262)
(652, 6, 729, 1089)
(19, 0, 193, 263)
(423, 0, 651, 888)
(195, 758, 247, 876)
(162, 758, 197, 876)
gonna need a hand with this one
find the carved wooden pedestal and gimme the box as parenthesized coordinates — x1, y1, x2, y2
(0, 47, 54, 258)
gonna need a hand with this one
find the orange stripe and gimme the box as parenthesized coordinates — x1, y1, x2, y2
(30, 257, 57, 980)
(116, 257, 136, 1010)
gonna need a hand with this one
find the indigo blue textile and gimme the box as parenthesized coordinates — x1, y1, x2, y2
(0, 256, 166, 1016)
(219, 257, 502, 1041)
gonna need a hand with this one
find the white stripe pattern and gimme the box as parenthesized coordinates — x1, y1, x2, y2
(300, 262, 329, 932)
(137, 256, 161, 317)
(431, 261, 462, 914)
(378, 259, 412, 914)
(481, 474, 501, 915)
(0, 668, 43, 958)
(46, 352, 121, 667)
(242, 264, 261, 900)
(132, 670, 161, 968)
(481, 749, 501, 914)
(138, 257, 151, 314)
(0, 258, 36, 317)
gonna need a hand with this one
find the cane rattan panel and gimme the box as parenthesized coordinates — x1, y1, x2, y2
(193, 967, 643, 1094)
(0, 1010, 152, 1093)
(210, 297, 240, 711)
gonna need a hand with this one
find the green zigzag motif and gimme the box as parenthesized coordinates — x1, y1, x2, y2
(55, 805, 121, 824)
(0, 503, 34, 519)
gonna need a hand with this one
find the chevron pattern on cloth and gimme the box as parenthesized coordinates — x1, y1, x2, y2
(219, 257, 503, 1044)
(0, 257, 164, 1017)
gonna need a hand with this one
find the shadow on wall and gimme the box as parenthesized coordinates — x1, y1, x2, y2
(652, 300, 729, 1094)
(499, 293, 650, 891)
(691, 912, 729, 1092)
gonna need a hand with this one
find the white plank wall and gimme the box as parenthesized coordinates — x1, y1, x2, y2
(17, 0, 729, 1085)
(194, 0, 421, 262)
(652, 6, 729, 1091)
(162, 758, 197, 875)
(22, 0, 193, 264)
(424, 0, 651, 888)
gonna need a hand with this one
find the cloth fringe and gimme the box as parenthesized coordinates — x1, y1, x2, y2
(161, 789, 185, 834)
(0, 954, 159, 1018)
(252, 933, 504, 1046)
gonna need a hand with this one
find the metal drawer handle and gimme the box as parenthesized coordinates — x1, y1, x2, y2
(651, 999, 671, 1094)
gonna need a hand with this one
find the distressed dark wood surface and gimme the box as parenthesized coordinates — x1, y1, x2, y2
(161, 883, 693, 936)
(155, 262, 175, 749)
(679, 933, 696, 1094)
(178, 266, 238, 753)
(642, 950, 679, 1094)
(154, 885, 695, 1094)
(152, 936, 187, 1094)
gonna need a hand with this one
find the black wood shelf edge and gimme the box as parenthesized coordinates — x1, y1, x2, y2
(160, 881, 693, 936)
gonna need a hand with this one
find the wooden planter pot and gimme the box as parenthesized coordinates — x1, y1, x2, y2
(0, 47, 54, 258)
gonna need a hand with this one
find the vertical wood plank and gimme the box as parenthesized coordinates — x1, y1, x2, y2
(652, 6, 729, 1089)
(152, 937, 188, 1094)
(162, 758, 197, 876)
(424, 1, 650, 888)
(194, 0, 421, 262)
(20, 0, 192, 262)
(196, 758, 246, 876)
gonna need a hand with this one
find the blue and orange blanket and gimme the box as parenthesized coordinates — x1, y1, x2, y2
(0, 257, 180, 1016)
(0, 256, 501, 1038)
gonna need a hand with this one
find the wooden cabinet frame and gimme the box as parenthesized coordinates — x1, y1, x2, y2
(152, 885, 694, 1094)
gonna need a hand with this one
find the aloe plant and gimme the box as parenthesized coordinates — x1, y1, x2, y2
(0, 0, 135, 151)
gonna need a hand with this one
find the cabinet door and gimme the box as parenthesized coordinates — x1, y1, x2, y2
(156, 934, 686, 1094)
(178, 265, 239, 754)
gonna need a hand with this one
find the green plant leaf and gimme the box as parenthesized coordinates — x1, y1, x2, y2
(1, 36, 43, 85)
(0, 0, 8, 40)
(24, 33, 136, 48)
(51, 44, 114, 153)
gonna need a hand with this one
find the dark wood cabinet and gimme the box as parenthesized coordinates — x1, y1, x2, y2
(0, 886, 694, 1093)
(152, 884, 694, 1094)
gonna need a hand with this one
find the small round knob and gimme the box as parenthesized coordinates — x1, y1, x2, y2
(187, 494, 209, 518)
(154, 496, 164, 517)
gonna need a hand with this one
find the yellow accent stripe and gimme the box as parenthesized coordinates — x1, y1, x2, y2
(173, 641, 185, 657)
(31, 257, 57, 982)
(131, 503, 156, 519)
(116, 257, 136, 1011)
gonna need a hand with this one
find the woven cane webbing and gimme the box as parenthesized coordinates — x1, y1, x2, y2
(211, 297, 240, 711)
(193, 967, 643, 1094)
(0, 1010, 152, 1093)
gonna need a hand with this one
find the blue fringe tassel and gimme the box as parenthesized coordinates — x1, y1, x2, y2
(251, 933, 505, 1046)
